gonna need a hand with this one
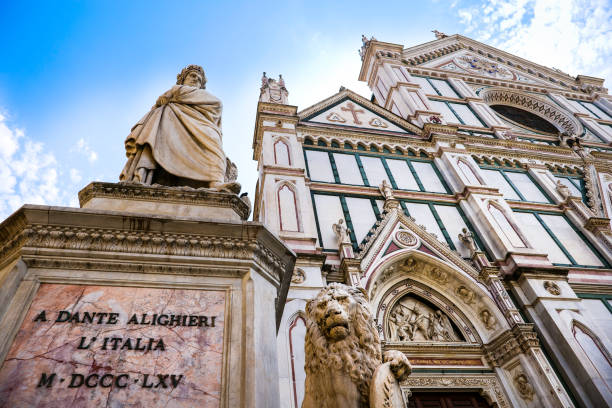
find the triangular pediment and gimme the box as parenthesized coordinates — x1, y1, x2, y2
(298, 89, 421, 134)
(401, 34, 581, 91)
(422, 49, 554, 88)
(356, 205, 480, 283)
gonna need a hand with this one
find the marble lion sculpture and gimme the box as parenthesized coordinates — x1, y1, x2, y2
(302, 283, 412, 408)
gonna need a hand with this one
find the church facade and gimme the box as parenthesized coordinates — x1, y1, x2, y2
(253, 34, 612, 407)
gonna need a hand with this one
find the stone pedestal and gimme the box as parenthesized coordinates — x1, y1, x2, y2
(0, 183, 295, 408)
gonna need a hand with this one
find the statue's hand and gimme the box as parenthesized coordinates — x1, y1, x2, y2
(156, 96, 170, 106)
(383, 350, 412, 382)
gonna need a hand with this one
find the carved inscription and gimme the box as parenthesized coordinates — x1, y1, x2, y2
(0, 284, 225, 407)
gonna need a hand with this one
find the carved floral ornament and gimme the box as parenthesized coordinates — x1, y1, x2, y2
(479, 87, 583, 135)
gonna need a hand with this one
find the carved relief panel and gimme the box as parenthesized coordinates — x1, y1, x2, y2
(387, 295, 462, 342)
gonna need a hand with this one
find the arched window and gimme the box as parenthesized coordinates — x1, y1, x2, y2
(572, 322, 612, 388)
(288, 315, 307, 407)
(488, 202, 527, 247)
(457, 158, 483, 185)
(274, 139, 291, 166)
(278, 183, 300, 232)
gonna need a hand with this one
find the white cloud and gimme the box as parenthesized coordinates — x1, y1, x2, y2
(69, 168, 82, 183)
(457, 0, 612, 83)
(75, 138, 98, 163)
(0, 114, 68, 219)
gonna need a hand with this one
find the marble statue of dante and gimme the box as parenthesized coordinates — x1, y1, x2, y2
(120, 64, 239, 192)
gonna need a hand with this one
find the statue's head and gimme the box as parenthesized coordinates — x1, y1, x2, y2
(177, 65, 207, 89)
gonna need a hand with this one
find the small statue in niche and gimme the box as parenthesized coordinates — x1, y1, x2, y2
(456, 285, 476, 305)
(543, 280, 561, 296)
(514, 373, 535, 401)
(555, 179, 572, 200)
(458, 227, 477, 256)
(332, 219, 351, 246)
(379, 180, 395, 200)
(480, 309, 497, 330)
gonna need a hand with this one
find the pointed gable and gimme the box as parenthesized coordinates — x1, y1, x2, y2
(357, 206, 480, 284)
(401, 34, 581, 92)
(422, 49, 554, 88)
(299, 89, 421, 135)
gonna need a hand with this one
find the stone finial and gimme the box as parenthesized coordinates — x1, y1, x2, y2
(379, 180, 395, 200)
(359, 35, 378, 60)
(259, 73, 289, 104)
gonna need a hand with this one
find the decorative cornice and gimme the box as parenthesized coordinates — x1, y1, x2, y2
(79, 182, 251, 220)
(483, 324, 539, 367)
(402, 374, 510, 408)
(0, 206, 294, 285)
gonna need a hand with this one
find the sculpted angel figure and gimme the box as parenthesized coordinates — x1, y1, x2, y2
(120, 64, 239, 193)
(555, 179, 571, 199)
(458, 227, 477, 255)
(332, 219, 352, 246)
(379, 180, 395, 200)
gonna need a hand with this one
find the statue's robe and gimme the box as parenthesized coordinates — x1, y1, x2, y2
(121, 84, 226, 185)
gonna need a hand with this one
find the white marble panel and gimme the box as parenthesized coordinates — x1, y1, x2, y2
(404, 203, 444, 241)
(313, 194, 345, 249)
(450, 103, 483, 127)
(345, 197, 377, 244)
(274, 140, 290, 166)
(386, 159, 419, 190)
(583, 102, 612, 120)
(333, 153, 364, 185)
(568, 99, 593, 116)
(480, 169, 521, 200)
(375, 200, 385, 214)
(305, 150, 334, 182)
(513, 212, 570, 264)
(278, 185, 299, 231)
(430, 79, 459, 98)
(540, 214, 604, 266)
(360, 156, 390, 187)
(580, 299, 612, 340)
(573, 324, 612, 387)
(489, 204, 526, 248)
(434, 205, 472, 257)
(505, 172, 549, 202)
(412, 162, 446, 193)
(411, 76, 437, 95)
(428, 100, 460, 123)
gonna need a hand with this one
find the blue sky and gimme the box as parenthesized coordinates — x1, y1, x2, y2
(1, 0, 610, 219)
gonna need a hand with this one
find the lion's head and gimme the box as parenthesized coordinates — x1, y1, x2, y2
(303, 283, 382, 407)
